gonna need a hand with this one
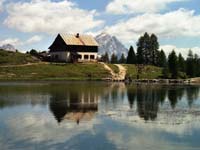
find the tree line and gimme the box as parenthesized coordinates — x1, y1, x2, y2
(101, 32, 200, 79)
(165, 49, 200, 78)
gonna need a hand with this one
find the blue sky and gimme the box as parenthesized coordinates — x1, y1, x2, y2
(0, 0, 200, 57)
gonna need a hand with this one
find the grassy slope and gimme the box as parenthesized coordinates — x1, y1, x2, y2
(107, 64, 119, 74)
(124, 64, 162, 79)
(0, 50, 162, 80)
(0, 63, 110, 81)
(0, 50, 38, 65)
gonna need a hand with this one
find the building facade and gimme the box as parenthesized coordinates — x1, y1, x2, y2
(49, 33, 99, 62)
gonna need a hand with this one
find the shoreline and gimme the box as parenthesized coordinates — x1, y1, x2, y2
(0, 78, 200, 85)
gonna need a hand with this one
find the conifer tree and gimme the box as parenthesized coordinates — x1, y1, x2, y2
(150, 34, 159, 65)
(168, 50, 178, 78)
(136, 32, 159, 65)
(101, 52, 109, 63)
(111, 53, 118, 64)
(194, 54, 200, 76)
(127, 46, 136, 64)
(119, 53, 126, 64)
(137, 35, 145, 64)
(158, 49, 167, 67)
(142, 32, 151, 64)
(178, 53, 185, 72)
(186, 50, 195, 77)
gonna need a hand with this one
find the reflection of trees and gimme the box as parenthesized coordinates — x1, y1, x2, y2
(126, 85, 194, 121)
(0, 85, 49, 109)
(136, 85, 160, 121)
(49, 95, 68, 123)
(127, 87, 136, 109)
(168, 89, 179, 109)
(186, 86, 200, 107)
(111, 87, 118, 108)
(157, 88, 167, 105)
(1, 82, 200, 123)
(126, 85, 166, 121)
(168, 87, 185, 109)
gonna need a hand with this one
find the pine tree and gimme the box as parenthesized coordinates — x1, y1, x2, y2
(150, 34, 159, 65)
(111, 53, 118, 64)
(101, 52, 109, 63)
(142, 32, 151, 64)
(119, 53, 126, 64)
(186, 50, 195, 77)
(127, 46, 136, 64)
(168, 50, 178, 79)
(158, 49, 167, 67)
(194, 54, 200, 76)
(137, 36, 145, 64)
(178, 53, 185, 72)
(136, 32, 159, 65)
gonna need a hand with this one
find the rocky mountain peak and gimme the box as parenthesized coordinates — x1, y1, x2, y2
(95, 33, 128, 58)
(0, 44, 16, 52)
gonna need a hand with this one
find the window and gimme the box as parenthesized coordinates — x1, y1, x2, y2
(84, 55, 89, 59)
(90, 55, 95, 59)
(55, 55, 59, 59)
(78, 55, 82, 59)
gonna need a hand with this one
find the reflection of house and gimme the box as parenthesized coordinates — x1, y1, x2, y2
(63, 106, 97, 124)
(49, 33, 98, 62)
(49, 92, 98, 124)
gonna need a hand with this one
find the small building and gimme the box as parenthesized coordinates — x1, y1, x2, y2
(49, 33, 99, 62)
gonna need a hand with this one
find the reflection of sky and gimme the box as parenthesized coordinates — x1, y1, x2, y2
(0, 105, 102, 150)
(2, 105, 200, 150)
(1, 83, 200, 149)
(93, 118, 200, 150)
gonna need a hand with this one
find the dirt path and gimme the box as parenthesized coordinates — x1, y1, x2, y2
(115, 64, 127, 80)
(0, 62, 49, 68)
(100, 62, 126, 81)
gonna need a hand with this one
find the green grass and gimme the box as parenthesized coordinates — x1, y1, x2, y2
(123, 64, 162, 79)
(107, 64, 119, 74)
(0, 63, 110, 81)
(0, 50, 162, 81)
(0, 49, 39, 65)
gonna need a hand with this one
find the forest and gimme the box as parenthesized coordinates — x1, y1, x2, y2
(101, 32, 200, 79)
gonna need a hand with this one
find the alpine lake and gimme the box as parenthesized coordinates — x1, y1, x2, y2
(0, 81, 200, 150)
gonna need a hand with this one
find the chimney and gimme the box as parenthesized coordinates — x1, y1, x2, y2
(76, 33, 80, 38)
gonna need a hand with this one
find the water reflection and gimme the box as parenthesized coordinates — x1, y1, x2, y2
(0, 83, 200, 122)
(1, 82, 200, 149)
(49, 91, 98, 124)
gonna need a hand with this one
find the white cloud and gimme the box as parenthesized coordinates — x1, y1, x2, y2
(0, 38, 21, 46)
(26, 35, 43, 44)
(106, 121, 200, 150)
(106, 0, 187, 14)
(0, 35, 43, 47)
(160, 45, 200, 58)
(5, 113, 99, 144)
(105, 9, 200, 44)
(0, 0, 5, 12)
(4, 0, 104, 34)
(105, 108, 200, 150)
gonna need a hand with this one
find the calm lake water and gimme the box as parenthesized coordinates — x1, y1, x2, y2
(0, 82, 200, 150)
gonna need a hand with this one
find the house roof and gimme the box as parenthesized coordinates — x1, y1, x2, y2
(63, 111, 96, 123)
(59, 33, 99, 46)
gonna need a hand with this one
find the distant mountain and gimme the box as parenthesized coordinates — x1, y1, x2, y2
(0, 44, 16, 52)
(95, 32, 128, 58)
